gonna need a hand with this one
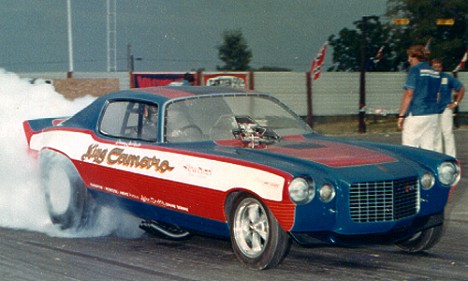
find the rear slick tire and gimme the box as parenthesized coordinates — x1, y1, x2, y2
(40, 150, 94, 230)
(229, 194, 291, 270)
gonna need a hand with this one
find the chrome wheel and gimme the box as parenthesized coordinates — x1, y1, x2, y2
(233, 197, 270, 258)
(229, 194, 290, 270)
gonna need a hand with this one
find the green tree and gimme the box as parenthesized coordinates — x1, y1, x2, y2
(328, 17, 395, 72)
(328, 0, 468, 72)
(217, 29, 252, 71)
(386, 0, 468, 71)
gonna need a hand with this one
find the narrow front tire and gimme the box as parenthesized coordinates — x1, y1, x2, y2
(395, 224, 445, 253)
(229, 194, 291, 270)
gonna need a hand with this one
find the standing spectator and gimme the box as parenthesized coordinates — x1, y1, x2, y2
(431, 58, 465, 157)
(397, 45, 441, 151)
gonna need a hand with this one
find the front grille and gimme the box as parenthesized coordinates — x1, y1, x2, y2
(349, 177, 419, 223)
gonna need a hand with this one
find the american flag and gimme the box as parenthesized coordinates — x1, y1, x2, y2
(453, 48, 468, 73)
(373, 46, 385, 63)
(310, 42, 328, 80)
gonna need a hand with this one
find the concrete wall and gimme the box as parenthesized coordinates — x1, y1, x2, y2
(253, 72, 308, 115)
(53, 78, 120, 99)
(19, 71, 468, 116)
(19, 72, 130, 99)
(254, 71, 467, 116)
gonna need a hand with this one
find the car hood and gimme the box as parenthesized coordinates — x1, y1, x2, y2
(164, 134, 434, 183)
(215, 135, 397, 168)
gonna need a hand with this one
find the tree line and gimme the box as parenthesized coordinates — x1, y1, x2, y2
(217, 0, 468, 72)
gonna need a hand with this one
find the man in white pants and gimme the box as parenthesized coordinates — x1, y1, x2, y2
(431, 59, 465, 157)
(398, 45, 441, 151)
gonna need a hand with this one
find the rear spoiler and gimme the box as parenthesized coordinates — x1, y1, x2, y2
(23, 117, 68, 147)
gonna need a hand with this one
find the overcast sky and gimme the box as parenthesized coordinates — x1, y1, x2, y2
(1, 0, 388, 73)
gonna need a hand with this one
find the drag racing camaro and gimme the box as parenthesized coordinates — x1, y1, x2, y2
(23, 86, 461, 270)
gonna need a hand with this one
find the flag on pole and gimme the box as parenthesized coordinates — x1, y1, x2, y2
(373, 46, 385, 63)
(424, 38, 432, 52)
(453, 47, 468, 73)
(310, 41, 328, 80)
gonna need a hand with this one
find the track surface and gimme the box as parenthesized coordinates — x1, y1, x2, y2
(1, 130, 467, 281)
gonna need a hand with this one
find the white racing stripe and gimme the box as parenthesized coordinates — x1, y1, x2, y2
(31, 130, 286, 201)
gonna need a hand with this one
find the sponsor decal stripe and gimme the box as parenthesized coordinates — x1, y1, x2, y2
(31, 130, 289, 203)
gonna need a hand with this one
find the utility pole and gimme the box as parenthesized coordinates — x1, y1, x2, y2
(127, 43, 134, 72)
(358, 15, 378, 133)
(107, 0, 117, 72)
(127, 43, 142, 72)
(306, 72, 314, 128)
(67, 0, 74, 77)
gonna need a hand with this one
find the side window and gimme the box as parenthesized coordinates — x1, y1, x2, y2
(99, 101, 158, 142)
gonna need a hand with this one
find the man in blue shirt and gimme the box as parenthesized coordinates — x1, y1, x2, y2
(431, 59, 465, 157)
(398, 45, 441, 151)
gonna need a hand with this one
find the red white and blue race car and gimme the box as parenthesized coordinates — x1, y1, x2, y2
(23, 86, 461, 270)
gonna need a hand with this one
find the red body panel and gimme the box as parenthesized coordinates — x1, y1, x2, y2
(266, 139, 396, 167)
(76, 158, 296, 229)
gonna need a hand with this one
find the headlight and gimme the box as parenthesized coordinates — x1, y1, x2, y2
(438, 161, 461, 186)
(319, 184, 336, 203)
(420, 172, 435, 190)
(289, 177, 315, 204)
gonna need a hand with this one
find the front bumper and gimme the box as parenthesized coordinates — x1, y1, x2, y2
(290, 211, 444, 246)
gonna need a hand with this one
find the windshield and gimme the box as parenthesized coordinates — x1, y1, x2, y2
(164, 94, 313, 143)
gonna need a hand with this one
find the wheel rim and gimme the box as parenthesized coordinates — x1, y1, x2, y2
(233, 198, 270, 258)
(47, 166, 72, 215)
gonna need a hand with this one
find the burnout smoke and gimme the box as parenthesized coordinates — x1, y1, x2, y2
(0, 69, 142, 238)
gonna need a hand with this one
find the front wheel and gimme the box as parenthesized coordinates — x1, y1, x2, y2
(395, 224, 445, 252)
(229, 194, 291, 270)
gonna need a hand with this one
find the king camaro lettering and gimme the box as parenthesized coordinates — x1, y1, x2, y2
(82, 144, 107, 164)
(82, 144, 174, 173)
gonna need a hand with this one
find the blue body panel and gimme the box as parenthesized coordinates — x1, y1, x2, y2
(25, 87, 458, 245)
(151, 135, 454, 237)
